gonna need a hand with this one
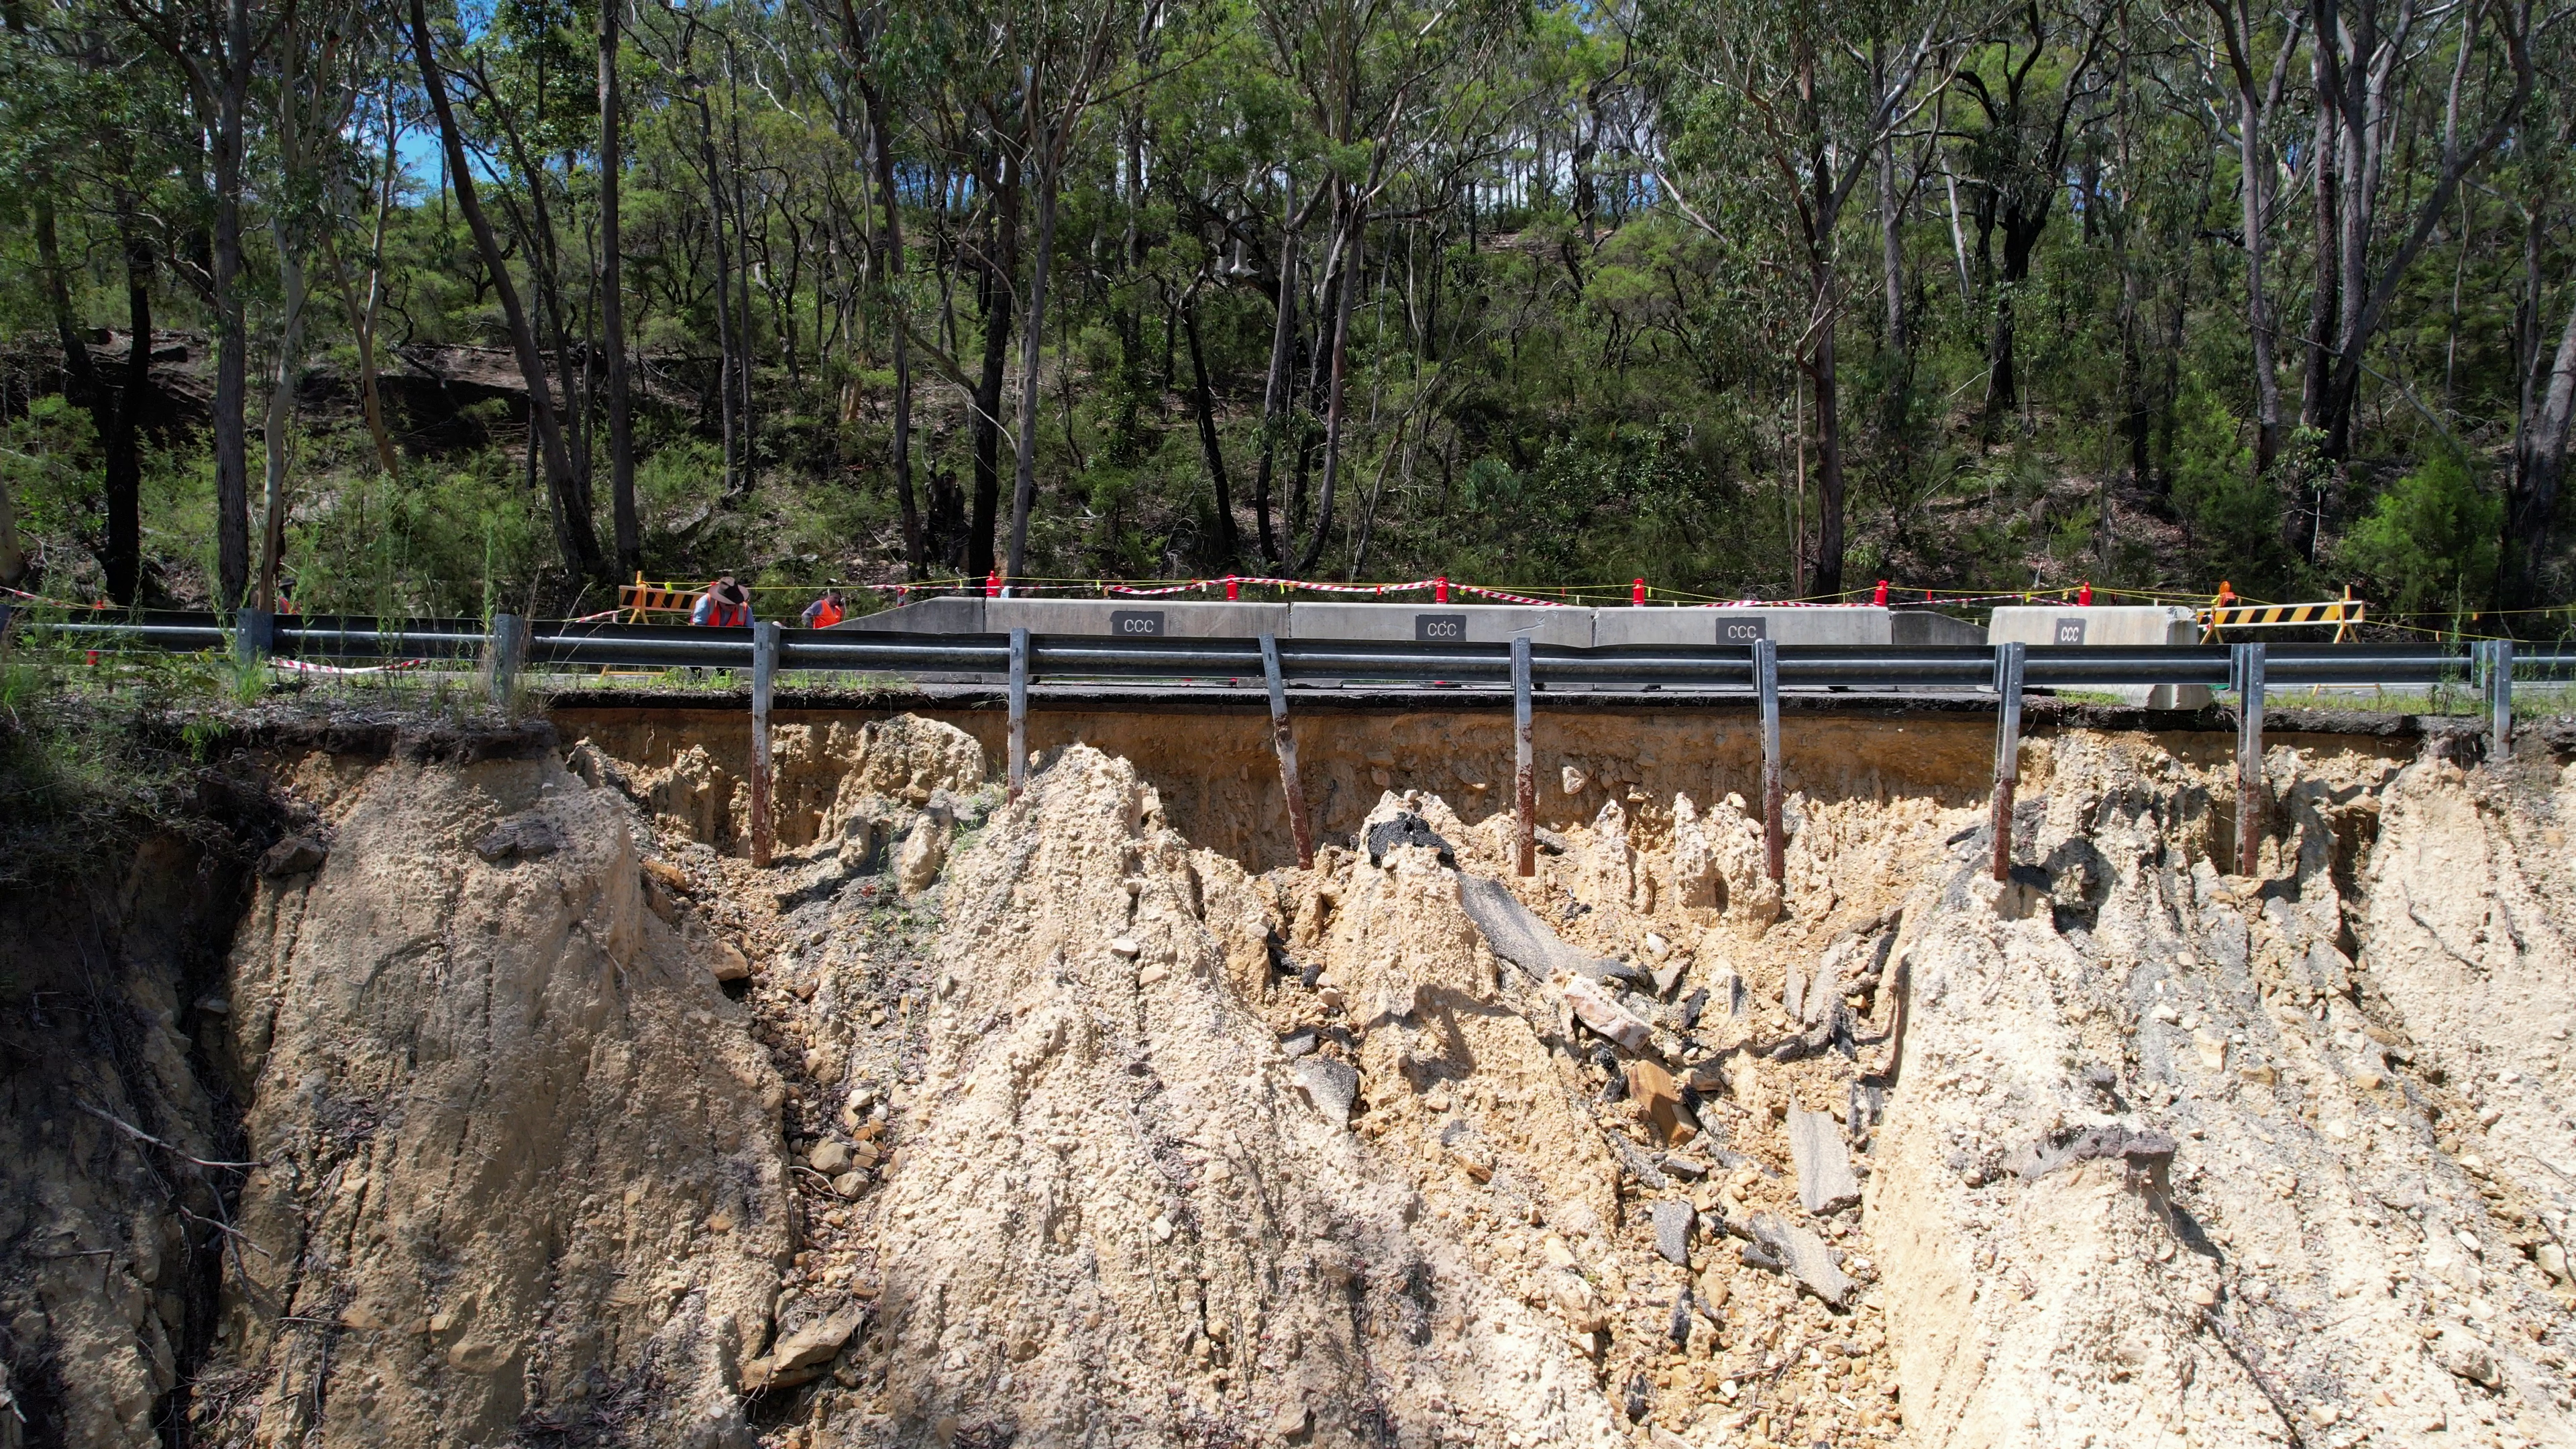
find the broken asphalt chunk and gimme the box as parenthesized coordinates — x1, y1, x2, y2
(1295, 1058, 1360, 1128)
(1364, 812, 1457, 867)
(1653, 1199, 1695, 1265)
(1744, 1211, 1854, 1307)
(1456, 875, 1633, 983)
(1788, 1107, 1861, 1214)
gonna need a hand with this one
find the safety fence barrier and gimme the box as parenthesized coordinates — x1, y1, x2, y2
(3, 606, 2550, 885)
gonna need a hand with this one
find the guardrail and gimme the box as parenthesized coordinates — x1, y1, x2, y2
(3, 606, 2548, 884)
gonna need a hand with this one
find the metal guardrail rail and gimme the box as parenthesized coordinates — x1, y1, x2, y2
(3, 606, 2546, 885)
(6, 607, 2543, 688)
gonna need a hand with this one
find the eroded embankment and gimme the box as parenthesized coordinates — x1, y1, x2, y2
(550, 699, 2008, 867)
(5, 705, 2572, 1449)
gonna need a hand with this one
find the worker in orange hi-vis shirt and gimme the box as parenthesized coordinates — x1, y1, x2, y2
(801, 589, 847, 629)
(691, 574, 753, 627)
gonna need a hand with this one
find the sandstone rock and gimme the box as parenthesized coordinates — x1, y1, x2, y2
(258, 835, 328, 877)
(472, 812, 562, 863)
(810, 1140, 853, 1174)
(1138, 964, 1170, 985)
(1110, 936, 1142, 957)
(1625, 1060, 1695, 1143)
(711, 937, 753, 981)
(896, 820, 949, 894)
(831, 1171, 867, 1198)
(1562, 974, 1654, 1054)
(741, 1303, 865, 1391)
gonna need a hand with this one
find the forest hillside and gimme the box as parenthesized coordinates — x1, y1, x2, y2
(0, 0, 2567, 633)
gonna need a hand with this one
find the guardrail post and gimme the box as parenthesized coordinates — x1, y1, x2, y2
(2487, 639, 2514, 757)
(749, 620, 779, 868)
(1512, 635, 1536, 877)
(2233, 642, 2266, 877)
(1260, 634, 1315, 869)
(485, 613, 527, 707)
(1757, 637, 1784, 884)
(1990, 642, 2026, 882)
(235, 607, 275, 669)
(1007, 627, 1030, 802)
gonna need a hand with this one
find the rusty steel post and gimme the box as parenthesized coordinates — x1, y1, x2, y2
(2234, 642, 2265, 876)
(1260, 634, 1314, 868)
(1990, 641, 2025, 883)
(1757, 637, 1784, 883)
(749, 620, 778, 867)
(1007, 627, 1029, 802)
(1512, 635, 1536, 876)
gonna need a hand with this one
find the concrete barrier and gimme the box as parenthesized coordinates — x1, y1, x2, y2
(986, 598, 1292, 639)
(1287, 600, 1593, 647)
(1591, 606, 1891, 648)
(1988, 605, 2208, 708)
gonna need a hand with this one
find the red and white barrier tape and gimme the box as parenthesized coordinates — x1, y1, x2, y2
(1452, 583, 1574, 607)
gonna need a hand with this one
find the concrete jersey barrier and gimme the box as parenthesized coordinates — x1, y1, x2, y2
(1591, 606, 1890, 649)
(1988, 605, 2209, 708)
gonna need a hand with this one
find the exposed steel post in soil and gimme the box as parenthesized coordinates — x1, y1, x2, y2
(2234, 643, 2264, 876)
(1260, 634, 1313, 868)
(1512, 635, 1535, 877)
(1990, 641, 2025, 883)
(749, 620, 778, 868)
(2489, 639, 2515, 757)
(1007, 627, 1030, 802)
(484, 612, 527, 708)
(1757, 637, 1784, 883)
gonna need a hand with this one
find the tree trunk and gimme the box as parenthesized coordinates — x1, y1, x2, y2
(1005, 145, 1063, 584)
(600, 1, 637, 575)
(1182, 290, 1237, 566)
(1812, 318, 1845, 598)
(967, 151, 1019, 580)
(2227, 48, 2283, 473)
(35, 196, 103, 412)
(256, 215, 307, 612)
(2502, 290, 2576, 610)
(2300, 78, 2337, 434)
(409, 0, 603, 582)
(105, 222, 151, 604)
(861, 77, 923, 576)
(257, 28, 309, 612)
(1875, 48, 1906, 352)
(1249, 200, 1297, 566)
(693, 96, 740, 496)
(1291, 210, 1358, 577)
(213, 0, 253, 610)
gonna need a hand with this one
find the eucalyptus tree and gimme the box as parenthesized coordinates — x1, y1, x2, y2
(407, 0, 606, 584)
(1253, 0, 1534, 576)
(1650, 0, 1994, 596)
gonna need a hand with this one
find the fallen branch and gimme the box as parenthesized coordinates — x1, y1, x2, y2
(74, 1099, 263, 1170)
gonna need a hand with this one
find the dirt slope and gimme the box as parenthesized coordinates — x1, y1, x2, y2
(10, 707, 2576, 1449)
(203, 744, 795, 1445)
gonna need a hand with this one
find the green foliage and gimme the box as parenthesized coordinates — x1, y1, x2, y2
(288, 460, 548, 619)
(2341, 450, 2502, 618)
(2169, 384, 2303, 598)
